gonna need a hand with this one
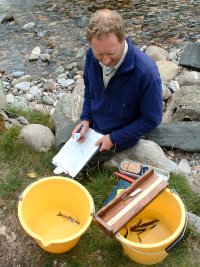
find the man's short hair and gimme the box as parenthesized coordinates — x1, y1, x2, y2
(87, 9, 125, 43)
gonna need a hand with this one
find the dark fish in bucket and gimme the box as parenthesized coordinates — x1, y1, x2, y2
(57, 211, 80, 225)
(124, 219, 159, 242)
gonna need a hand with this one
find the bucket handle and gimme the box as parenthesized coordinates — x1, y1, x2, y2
(165, 220, 187, 252)
(115, 233, 167, 256)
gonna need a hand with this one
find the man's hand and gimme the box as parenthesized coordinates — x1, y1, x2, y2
(95, 134, 114, 152)
(72, 120, 90, 142)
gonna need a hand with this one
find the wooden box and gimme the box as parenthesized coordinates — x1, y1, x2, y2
(93, 169, 168, 236)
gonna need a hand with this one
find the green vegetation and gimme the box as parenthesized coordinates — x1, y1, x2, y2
(0, 109, 200, 266)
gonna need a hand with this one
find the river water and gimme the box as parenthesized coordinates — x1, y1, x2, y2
(0, 0, 200, 79)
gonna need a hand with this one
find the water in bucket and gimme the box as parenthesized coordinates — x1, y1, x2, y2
(34, 209, 82, 244)
(123, 210, 172, 245)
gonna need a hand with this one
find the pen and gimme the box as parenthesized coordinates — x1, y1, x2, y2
(77, 124, 83, 133)
(73, 124, 83, 141)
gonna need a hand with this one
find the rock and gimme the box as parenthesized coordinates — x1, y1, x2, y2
(11, 96, 28, 110)
(22, 22, 35, 30)
(1, 14, 14, 24)
(53, 93, 83, 130)
(146, 122, 200, 152)
(0, 112, 5, 132)
(0, 109, 28, 129)
(178, 159, 192, 175)
(187, 212, 200, 235)
(55, 66, 65, 74)
(14, 82, 31, 92)
(6, 93, 15, 103)
(29, 46, 41, 61)
(162, 82, 171, 101)
(12, 75, 33, 85)
(104, 139, 180, 173)
(43, 79, 56, 91)
(145, 45, 170, 61)
(19, 124, 54, 152)
(73, 78, 84, 96)
(175, 71, 200, 86)
(156, 60, 180, 82)
(40, 53, 51, 63)
(42, 95, 55, 105)
(186, 174, 200, 197)
(179, 42, 200, 70)
(29, 86, 42, 98)
(0, 80, 7, 109)
(57, 78, 75, 88)
(163, 86, 200, 122)
(12, 71, 25, 78)
(168, 80, 180, 92)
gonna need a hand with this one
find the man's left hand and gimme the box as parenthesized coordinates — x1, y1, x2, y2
(95, 134, 114, 152)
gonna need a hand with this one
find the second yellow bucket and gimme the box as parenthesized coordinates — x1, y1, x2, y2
(18, 176, 94, 253)
(116, 189, 186, 265)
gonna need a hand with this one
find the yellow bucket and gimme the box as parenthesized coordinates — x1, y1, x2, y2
(18, 176, 94, 253)
(116, 189, 187, 265)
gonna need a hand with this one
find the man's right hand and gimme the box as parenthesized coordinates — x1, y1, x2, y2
(72, 120, 90, 142)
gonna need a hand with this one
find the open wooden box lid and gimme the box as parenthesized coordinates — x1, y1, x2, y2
(93, 169, 168, 236)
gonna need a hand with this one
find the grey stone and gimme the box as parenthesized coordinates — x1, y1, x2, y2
(178, 159, 192, 175)
(53, 93, 83, 130)
(29, 86, 42, 98)
(12, 75, 33, 86)
(185, 174, 200, 196)
(145, 46, 170, 61)
(175, 71, 200, 86)
(12, 71, 25, 78)
(156, 60, 180, 82)
(22, 22, 35, 30)
(104, 139, 180, 173)
(6, 93, 15, 103)
(19, 124, 54, 152)
(179, 42, 200, 70)
(163, 86, 200, 122)
(146, 122, 200, 152)
(14, 82, 31, 92)
(187, 212, 200, 235)
(162, 82, 171, 101)
(0, 80, 7, 109)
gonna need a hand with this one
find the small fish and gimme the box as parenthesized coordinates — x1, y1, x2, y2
(129, 219, 159, 243)
(124, 228, 128, 238)
(130, 219, 158, 232)
(57, 211, 80, 225)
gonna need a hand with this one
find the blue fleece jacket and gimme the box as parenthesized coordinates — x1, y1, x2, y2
(80, 38, 162, 152)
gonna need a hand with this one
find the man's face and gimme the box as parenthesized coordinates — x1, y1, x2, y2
(90, 33, 125, 67)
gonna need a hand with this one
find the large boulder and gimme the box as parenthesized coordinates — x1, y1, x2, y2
(146, 122, 200, 152)
(163, 86, 200, 122)
(175, 71, 200, 87)
(53, 92, 83, 131)
(104, 139, 180, 173)
(19, 124, 54, 152)
(156, 60, 180, 82)
(145, 46, 170, 61)
(179, 42, 200, 70)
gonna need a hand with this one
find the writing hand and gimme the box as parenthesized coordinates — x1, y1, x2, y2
(72, 120, 90, 142)
(95, 134, 114, 152)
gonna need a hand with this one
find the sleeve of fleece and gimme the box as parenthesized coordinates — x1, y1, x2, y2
(109, 68, 163, 147)
(80, 53, 92, 122)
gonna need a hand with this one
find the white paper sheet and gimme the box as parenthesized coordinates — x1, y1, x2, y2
(52, 128, 103, 177)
